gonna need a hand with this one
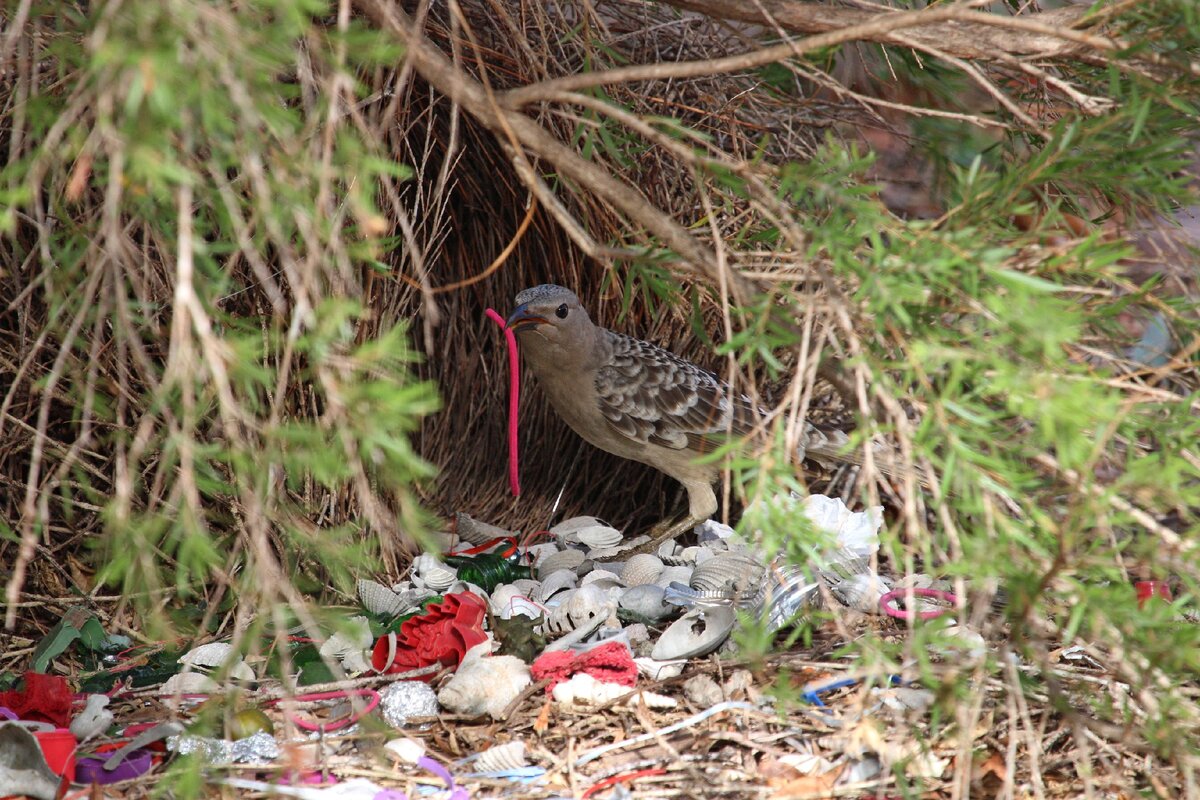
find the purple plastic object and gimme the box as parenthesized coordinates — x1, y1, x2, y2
(75, 749, 153, 783)
(373, 791, 409, 800)
(0, 707, 16, 721)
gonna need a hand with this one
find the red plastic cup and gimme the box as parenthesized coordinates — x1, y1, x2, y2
(1135, 580, 1172, 608)
(34, 728, 77, 783)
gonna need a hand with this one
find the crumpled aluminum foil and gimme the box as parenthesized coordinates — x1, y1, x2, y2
(169, 731, 280, 763)
(380, 681, 439, 728)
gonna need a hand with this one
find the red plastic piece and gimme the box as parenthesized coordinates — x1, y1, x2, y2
(485, 308, 521, 497)
(34, 728, 77, 783)
(1135, 580, 1172, 608)
(531, 641, 638, 691)
(371, 593, 489, 680)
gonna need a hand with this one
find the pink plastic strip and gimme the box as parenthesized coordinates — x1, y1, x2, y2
(485, 308, 521, 497)
(879, 588, 958, 621)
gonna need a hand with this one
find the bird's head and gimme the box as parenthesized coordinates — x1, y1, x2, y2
(506, 284, 597, 364)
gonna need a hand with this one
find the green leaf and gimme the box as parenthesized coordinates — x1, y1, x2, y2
(32, 619, 82, 673)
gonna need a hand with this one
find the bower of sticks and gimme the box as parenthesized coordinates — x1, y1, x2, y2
(2, 0, 1199, 798)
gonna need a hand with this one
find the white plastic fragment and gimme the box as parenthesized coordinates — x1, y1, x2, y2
(384, 737, 426, 765)
(551, 673, 677, 710)
(69, 694, 113, 741)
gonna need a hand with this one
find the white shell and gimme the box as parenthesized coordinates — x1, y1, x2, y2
(413, 553, 458, 590)
(358, 579, 407, 616)
(526, 543, 560, 567)
(690, 553, 764, 595)
(652, 606, 736, 661)
(544, 584, 615, 635)
(178, 642, 238, 668)
(536, 548, 584, 579)
(580, 569, 623, 591)
(437, 649, 531, 720)
(574, 525, 623, 550)
(655, 565, 695, 589)
(634, 657, 687, 681)
(160, 671, 219, 696)
(454, 512, 515, 545)
(537, 569, 578, 603)
(550, 516, 609, 537)
(473, 741, 528, 772)
(621, 554, 664, 586)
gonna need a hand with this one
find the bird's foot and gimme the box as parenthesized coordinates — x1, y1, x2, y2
(594, 514, 700, 563)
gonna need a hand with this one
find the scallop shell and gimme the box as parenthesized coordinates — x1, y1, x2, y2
(580, 569, 623, 590)
(473, 741, 528, 772)
(550, 516, 610, 537)
(655, 565, 695, 589)
(621, 554, 664, 587)
(689, 552, 764, 595)
(544, 585, 614, 635)
(526, 543, 560, 567)
(437, 654, 531, 719)
(536, 548, 584, 579)
(573, 525, 623, 550)
(454, 512, 515, 545)
(358, 579, 408, 616)
(510, 578, 541, 597)
(413, 553, 457, 590)
(651, 606, 736, 661)
(537, 569, 579, 603)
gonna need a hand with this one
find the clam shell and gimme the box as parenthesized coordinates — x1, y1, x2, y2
(526, 543, 560, 567)
(550, 516, 610, 537)
(580, 569, 623, 590)
(651, 606, 736, 661)
(358, 579, 407, 616)
(537, 548, 584, 579)
(573, 525, 623, 550)
(537, 569, 578, 603)
(413, 553, 458, 590)
(454, 512, 515, 545)
(689, 552, 764, 595)
(655, 565, 695, 589)
(545, 584, 614, 635)
(621, 554, 664, 586)
(473, 741, 528, 772)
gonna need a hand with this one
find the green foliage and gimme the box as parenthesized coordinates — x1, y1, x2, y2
(2, 0, 437, 635)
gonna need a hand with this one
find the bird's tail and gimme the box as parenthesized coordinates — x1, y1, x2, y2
(800, 424, 928, 487)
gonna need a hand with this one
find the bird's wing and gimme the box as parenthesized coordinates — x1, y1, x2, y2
(594, 332, 759, 453)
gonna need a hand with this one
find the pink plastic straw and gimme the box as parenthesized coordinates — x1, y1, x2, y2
(485, 308, 521, 497)
(879, 588, 958, 621)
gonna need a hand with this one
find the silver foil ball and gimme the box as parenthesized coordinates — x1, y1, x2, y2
(380, 681, 439, 728)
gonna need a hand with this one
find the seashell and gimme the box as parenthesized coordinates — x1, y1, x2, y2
(551, 673, 677, 709)
(573, 525, 623, 550)
(177, 643, 255, 682)
(511, 578, 541, 596)
(489, 584, 541, 619)
(634, 657, 687, 681)
(657, 539, 680, 559)
(525, 543, 560, 567)
(358, 579, 408, 616)
(550, 516, 610, 537)
(619, 584, 674, 622)
(161, 671, 219, 696)
(454, 512, 515, 545)
(544, 584, 615, 635)
(621, 554, 664, 586)
(384, 737, 426, 765)
(651, 606, 736, 661)
(655, 566, 694, 589)
(580, 569, 623, 591)
(413, 553, 458, 590)
(689, 553, 764, 596)
(437, 648, 531, 720)
(473, 740, 528, 772)
(537, 548, 584, 579)
(537, 569, 578, 603)
(679, 546, 709, 564)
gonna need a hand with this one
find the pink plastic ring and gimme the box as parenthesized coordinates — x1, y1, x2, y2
(268, 689, 381, 733)
(880, 588, 958, 621)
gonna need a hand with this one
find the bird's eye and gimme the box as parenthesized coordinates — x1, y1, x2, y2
(555, 303, 569, 319)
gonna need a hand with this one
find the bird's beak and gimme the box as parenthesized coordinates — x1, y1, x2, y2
(505, 303, 548, 331)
